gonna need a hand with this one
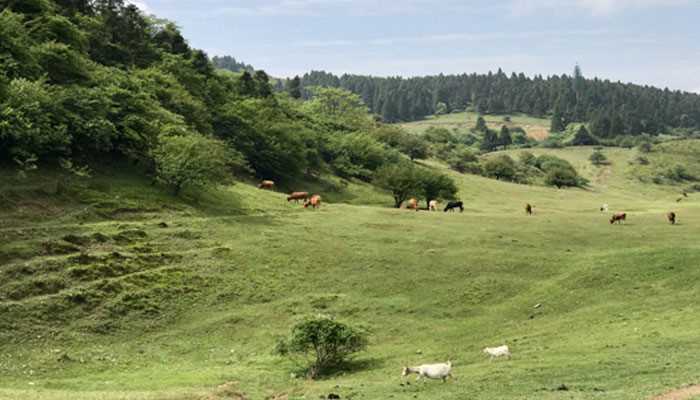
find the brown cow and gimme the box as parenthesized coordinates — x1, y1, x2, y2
(668, 212, 677, 225)
(525, 203, 533, 215)
(257, 180, 274, 190)
(406, 198, 419, 212)
(287, 192, 310, 203)
(303, 194, 322, 209)
(610, 212, 627, 224)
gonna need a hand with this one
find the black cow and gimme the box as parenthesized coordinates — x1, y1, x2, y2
(444, 201, 464, 213)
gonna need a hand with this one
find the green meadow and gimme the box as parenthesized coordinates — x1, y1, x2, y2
(1, 143, 699, 400)
(399, 112, 552, 140)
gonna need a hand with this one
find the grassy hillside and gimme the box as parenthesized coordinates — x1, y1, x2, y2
(2, 143, 700, 400)
(399, 112, 551, 140)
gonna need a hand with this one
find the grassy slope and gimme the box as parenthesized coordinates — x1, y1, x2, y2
(1, 143, 700, 400)
(399, 112, 551, 140)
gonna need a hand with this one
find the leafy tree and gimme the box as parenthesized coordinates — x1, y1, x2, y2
(474, 116, 487, 132)
(417, 168, 458, 209)
(286, 75, 302, 99)
(303, 86, 371, 130)
(0, 78, 69, 160)
(435, 101, 448, 115)
(498, 125, 512, 150)
(550, 105, 565, 132)
(254, 70, 272, 97)
(152, 134, 237, 195)
(480, 129, 499, 152)
(447, 146, 479, 173)
(545, 167, 582, 188)
(373, 162, 422, 208)
(399, 134, 429, 161)
(423, 126, 454, 144)
(482, 155, 517, 181)
(275, 316, 368, 379)
(589, 150, 608, 166)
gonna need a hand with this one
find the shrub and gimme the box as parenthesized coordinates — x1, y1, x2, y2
(667, 164, 696, 182)
(152, 134, 237, 195)
(589, 150, 608, 166)
(638, 142, 653, 153)
(482, 155, 517, 181)
(275, 316, 368, 379)
(545, 167, 585, 188)
(519, 151, 537, 166)
(398, 134, 430, 161)
(446, 146, 478, 173)
(571, 125, 598, 146)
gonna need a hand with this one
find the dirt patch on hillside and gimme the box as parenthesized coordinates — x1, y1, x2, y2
(651, 384, 700, 400)
(523, 125, 550, 140)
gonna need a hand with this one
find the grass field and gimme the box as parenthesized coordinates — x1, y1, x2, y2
(399, 112, 551, 140)
(1, 142, 700, 400)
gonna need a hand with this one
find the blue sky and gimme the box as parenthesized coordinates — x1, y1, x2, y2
(131, 0, 700, 92)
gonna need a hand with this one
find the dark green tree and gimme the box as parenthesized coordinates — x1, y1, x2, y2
(498, 125, 512, 150)
(286, 75, 302, 99)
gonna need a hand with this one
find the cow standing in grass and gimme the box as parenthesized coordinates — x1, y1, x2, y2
(525, 203, 533, 215)
(258, 180, 274, 190)
(406, 198, 419, 211)
(610, 213, 627, 224)
(429, 200, 438, 211)
(444, 201, 464, 213)
(303, 195, 322, 209)
(287, 192, 309, 203)
(668, 212, 677, 225)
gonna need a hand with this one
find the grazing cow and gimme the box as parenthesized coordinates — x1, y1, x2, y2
(525, 203, 533, 215)
(600, 204, 609, 212)
(668, 212, 677, 225)
(402, 361, 452, 382)
(303, 194, 321, 209)
(257, 180, 274, 189)
(406, 198, 419, 211)
(610, 212, 627, 224)
(429, 200, 438, 211)
(676, 197, 683, 203)
(444, 201, 464, 213)
(483, 345, 511, 361)
(287, 192, 310, 203)
(683, 191, 688, 197)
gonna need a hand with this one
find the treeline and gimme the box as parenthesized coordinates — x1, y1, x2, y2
(0, 0, 460, 202)
(293, 68, 700, 136)
(211, 55, 254, 74)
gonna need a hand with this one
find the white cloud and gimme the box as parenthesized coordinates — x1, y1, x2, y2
(510, 0, 689, 16)
(295, 29, 609, 48)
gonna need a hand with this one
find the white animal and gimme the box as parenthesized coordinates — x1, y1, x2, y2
(483, 345, 511, 360)
(601, 204, 609, 212)
(429, 200, 438, 211)
(402, 361, 453, 382)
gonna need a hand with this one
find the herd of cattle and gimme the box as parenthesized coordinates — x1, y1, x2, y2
(259, 180, 681, 224)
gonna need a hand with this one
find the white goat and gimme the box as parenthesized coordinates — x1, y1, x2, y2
(483, 345, 511, 360)
(401, 361, 453, 382)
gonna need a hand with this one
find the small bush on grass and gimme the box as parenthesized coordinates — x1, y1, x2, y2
(276, 316, 368, 379)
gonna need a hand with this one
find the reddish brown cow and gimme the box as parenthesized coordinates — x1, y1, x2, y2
(257, 180, 274, 189)
(668, 212, 677, 225)
(303, 195, 322, 209)
(406, 198, 419, 212)
(610, 212, 627, 224)
(287, 192, 310, 203)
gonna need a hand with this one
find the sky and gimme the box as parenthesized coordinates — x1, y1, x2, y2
(130, 0, 700, 92)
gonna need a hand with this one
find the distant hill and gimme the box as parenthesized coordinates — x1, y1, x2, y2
(298, 69, 700, 138)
